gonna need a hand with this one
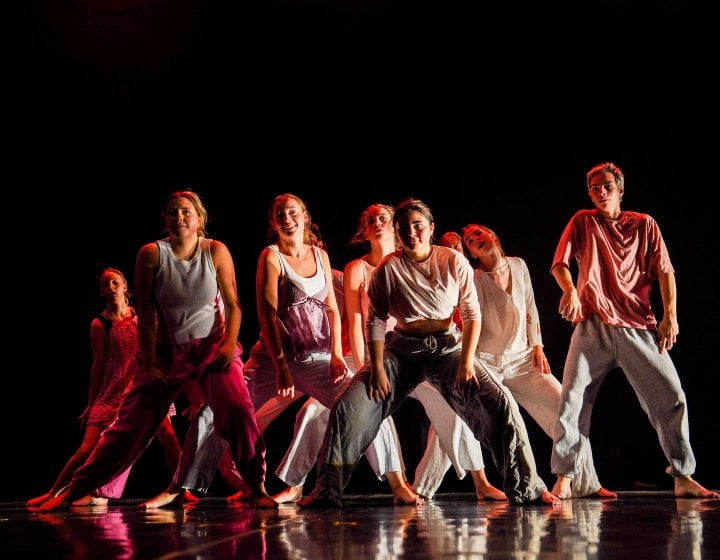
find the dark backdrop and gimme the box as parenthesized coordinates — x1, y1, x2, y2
(6, 1, 717, 501)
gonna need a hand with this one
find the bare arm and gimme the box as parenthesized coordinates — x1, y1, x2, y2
(367, 338, 391, 402)
(81, 318, 106, 421)
(134, 242, 163, 383)
(551, 263, 583, 322)
(256, 247, 294, 397)
(210, 240, 242, 369)
(319, 248, 349, 383)
(657, 271, 679, 353)
(456, 318, 481, 390)
(523, 263, 551, 373)
(343, 259, 366, 370)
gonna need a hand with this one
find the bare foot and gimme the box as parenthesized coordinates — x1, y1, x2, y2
(254, 494, 279, 509)
(272, 485, 303, 504)
(138, 491, 183, 510)
(297, 496, 341, 508)
(539, 490, 561, 506)
(225, 480, 252, 502)
(183, 490, 200, 504)
(475, 484, 507, 501)
(470, 469, 506, 501)
(551, 476, 573, 500)
(70, 495, 93, 506)
(387, 472, 422, 506)
(72, 495, 108, 506)
(674, 476, 720, 499)
(586, 487, 618, 499)
(227, 489, 252, 503)
(38, 489, 73, 512)
(393, 484, 424, 506)
(26, 492, 53, 508)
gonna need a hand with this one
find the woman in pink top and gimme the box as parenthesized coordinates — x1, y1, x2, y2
(27, 268, 193, 509)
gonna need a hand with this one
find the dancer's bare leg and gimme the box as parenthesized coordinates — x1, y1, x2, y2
(27, 427, 103, 509)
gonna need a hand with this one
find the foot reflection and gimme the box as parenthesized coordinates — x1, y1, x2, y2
(36, 508, 133, 560)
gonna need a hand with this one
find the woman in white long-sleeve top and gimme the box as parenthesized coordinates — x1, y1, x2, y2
(299, 198, 559, 508)
(345, 209, 504, 501)
(414, 224, 615, 499)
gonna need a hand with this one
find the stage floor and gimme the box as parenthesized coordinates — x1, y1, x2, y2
(2, 491, 719, 559)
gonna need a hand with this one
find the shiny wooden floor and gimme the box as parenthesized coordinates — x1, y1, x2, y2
(2, 492, 719, 559)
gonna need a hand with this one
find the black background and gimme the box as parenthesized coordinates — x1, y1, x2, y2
(6, 1, 717, 500)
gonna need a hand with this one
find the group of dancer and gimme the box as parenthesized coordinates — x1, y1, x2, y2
(29, 162, 719, 512)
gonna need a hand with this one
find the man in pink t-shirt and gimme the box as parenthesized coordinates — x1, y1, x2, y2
(550, 162, 718, 500)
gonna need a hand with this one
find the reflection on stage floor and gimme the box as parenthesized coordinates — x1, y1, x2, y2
(2, 491, 719, 559)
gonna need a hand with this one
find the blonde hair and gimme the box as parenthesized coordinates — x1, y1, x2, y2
(266, 193, 318, 245)
(350, 203, 395, 245)
(161, 190, 209, 237)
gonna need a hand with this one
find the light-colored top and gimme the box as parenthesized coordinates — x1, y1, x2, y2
(154, 237, 224, 345)
(265, 244, 331, 357)
(366, 245, 480, 342)
(552, 209, 674, 329)
(269, 243, 326, 296)
(475, 256, 542, 355)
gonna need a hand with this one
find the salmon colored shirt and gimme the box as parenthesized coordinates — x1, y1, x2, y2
(552, 209, 674, 330)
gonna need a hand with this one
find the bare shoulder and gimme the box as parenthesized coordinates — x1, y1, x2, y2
(208, 239, 234, 269)
(89, 316, 105, 332)
(208, 238, 231, 256)
(344, 258, 363, 276)
(343, 258, 364, 287)
(258, 245, 278, 266)
(136, 242, 160, 265)
(257, 246, 282, 278)
(317, 246, 333, 268)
